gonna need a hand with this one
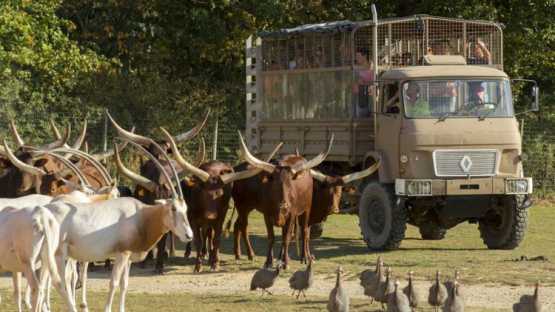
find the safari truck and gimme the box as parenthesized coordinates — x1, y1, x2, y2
(244, 5, 539, 250)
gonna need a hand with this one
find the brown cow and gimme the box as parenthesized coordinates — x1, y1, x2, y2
(235, 132, 332, 269)
(108, 111, 208, 274)
(161, 128, 261, 272)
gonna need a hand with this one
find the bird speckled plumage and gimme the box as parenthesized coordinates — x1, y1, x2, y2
(387, 279, 411, 312)
(443, 280, 464, 312)
(360, 256, 383, 286)
(403, 271, 419, 310)
(375, 267, 395, 310)
(327, 266, 349, 312)
(363, 258, 385, 302)
(512, 281, 542, 312)
(428, 271, 448, 312)
(289, 259, 313, 299)
(250, 263, 281, 295)
(444, 270, 464, 299)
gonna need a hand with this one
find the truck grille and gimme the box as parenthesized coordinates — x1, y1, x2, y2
(433, 150, 498, 177)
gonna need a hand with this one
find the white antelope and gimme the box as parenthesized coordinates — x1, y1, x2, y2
(0, 205, 71, 312)
(46, 137, 193, 312)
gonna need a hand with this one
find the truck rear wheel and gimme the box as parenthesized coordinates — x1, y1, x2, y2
(418, 222, 447, 240)
(478, 196, 528, 249)
(358, 183, 406, 250)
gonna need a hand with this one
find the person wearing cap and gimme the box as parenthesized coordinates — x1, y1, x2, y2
(404, 82, 430, 117)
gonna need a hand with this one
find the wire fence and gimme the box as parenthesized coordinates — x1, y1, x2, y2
(0, 112, 554, 198)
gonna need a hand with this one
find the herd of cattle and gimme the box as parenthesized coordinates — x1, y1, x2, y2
(0, 110, 379, 312)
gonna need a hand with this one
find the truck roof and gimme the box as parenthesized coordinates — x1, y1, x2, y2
(380, 65, 508, 80)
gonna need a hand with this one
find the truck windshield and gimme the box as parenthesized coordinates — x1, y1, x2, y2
(402, 79, 513, 118)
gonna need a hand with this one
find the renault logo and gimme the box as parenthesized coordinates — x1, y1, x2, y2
(460, 156, 473, 173)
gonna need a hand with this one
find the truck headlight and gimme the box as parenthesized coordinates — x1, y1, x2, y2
(396, 179, 432, 196)
(506, 178, 533, 194)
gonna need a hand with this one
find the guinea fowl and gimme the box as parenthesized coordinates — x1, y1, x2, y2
(327, 266, 349, 312)
(250, 262, 281, 295)
(403, 271, 419, 311)
(387, 279, 411, 312)
(428, 271, 448, 312)
(444, 270, 464, 299)
(375, 267, 395, 310)
(360, 256, 383, 286)
(444, 280, 464, 312)
(289, 259, 314, 299)
(362, 257, 385, 303)
(513, 281, 542, 312)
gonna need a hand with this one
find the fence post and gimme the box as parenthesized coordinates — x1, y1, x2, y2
(103, 113, 108, 166)
(212, 119, 218, 160)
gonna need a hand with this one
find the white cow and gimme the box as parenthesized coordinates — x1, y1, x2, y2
(0, 205, 74, 312)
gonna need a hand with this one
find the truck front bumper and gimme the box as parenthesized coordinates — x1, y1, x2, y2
(395, 177, 533, 197)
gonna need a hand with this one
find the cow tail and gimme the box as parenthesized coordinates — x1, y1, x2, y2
(35, 208, 62, 288)
(223, 204, 236, 238)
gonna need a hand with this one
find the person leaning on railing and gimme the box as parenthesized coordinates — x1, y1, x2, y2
(353, 48, 374, 117)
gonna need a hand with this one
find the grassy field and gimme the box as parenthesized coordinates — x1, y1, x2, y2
(0, 291, 507, 312)
(0, 203, 553, 311)
(186, 202, 555, 286)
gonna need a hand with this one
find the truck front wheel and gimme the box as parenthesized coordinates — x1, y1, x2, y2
(358, 183, 407, 250)
(478, 196, 528, 249)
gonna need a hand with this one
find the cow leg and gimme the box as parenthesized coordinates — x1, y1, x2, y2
(238, 211, 255, 261)
(22, 266, 40, 312)
(104, 253, 130, 312)
(281, 217, 292, 270)
(80, 262, 89, 312)
(301, 214, 311, 264)
(202, 227, 211, 260)
(193, 225, 203, 273)
(154, 233, 167, 274)
(184, 242, 192, 259)
(263, 215, 275, 269)
(169, 232, 176, 257)
(233, 214, 243, 260)
(211, 223, 224, 271)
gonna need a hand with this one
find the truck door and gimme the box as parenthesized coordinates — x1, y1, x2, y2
(375, 82, 402, 183)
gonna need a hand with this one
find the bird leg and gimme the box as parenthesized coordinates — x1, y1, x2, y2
(264, 289, 273, 296)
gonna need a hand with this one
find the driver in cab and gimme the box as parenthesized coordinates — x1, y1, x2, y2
(404, 82, 430, 117)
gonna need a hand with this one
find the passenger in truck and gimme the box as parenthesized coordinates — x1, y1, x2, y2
(467, 38, 492, 65)
(353, 48, 374, 117)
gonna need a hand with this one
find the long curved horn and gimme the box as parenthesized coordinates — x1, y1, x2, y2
(160, 127, 210, 182)
(71, 119, 87, 150)
(40, 151, 92, 190)
(108, 111, 183, 199)
(175, 109, 211, 142)
(342, 158, 381, 184)
(222, 141, 283, 184)
(50, 147, 112, 185)
(114, 143, 157, 193)
(238, 131, 275, 173)
(50, 119, 62, 140)
(309, 169, 328, 183)
(194, 138, 206, 167)
(106, 111, 153, 146)
(92, 126, 135, 161)
(38, 124, 71, 150)
(9, 120, 25, 148)
(3, 140, 46, 176)
(291, 133, 334, 175)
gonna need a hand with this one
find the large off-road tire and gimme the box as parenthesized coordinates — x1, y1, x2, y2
(310, 223, 324, 239)
(358, 183, 407, 250)
(418, 222, 447, 240)
(478, 196, 528, 249)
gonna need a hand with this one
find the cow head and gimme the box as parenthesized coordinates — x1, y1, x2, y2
(309, 159, 381, 221)
(161, 128, 261, 221)
(238, 132, 334, 226)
